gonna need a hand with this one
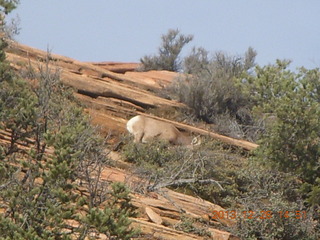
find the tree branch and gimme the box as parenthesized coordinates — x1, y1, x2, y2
(148, 178, 224, 191)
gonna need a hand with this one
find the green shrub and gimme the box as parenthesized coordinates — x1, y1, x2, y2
(122, 139, 189, 186)
(240, 60, 298, 111)
(86, 182, 139, 240)
(140, 29, 193, 72)
(232, 201, 319, 240)
(174, 215, 211, 237)
(0, 51, 137, 239)
(122, 137, 246, 207)
(228, 162, 319, 239)
(246, 62, 320, 206)
(0, 4, 138, 237)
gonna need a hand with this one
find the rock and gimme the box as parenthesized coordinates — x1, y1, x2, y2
(4, 41, 257, 239)
(90, 61, 140, 73)
(145, 207, 163, 225)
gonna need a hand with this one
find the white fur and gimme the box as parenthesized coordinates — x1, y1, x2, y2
(126, 115, 140, 134)
(126, 115, 200, 146)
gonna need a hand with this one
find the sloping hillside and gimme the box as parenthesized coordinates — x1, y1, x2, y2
(7, 42, 258, 151)
(3, 42, 259, 239)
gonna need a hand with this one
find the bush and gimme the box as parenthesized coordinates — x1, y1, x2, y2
(122, 139, 193, 190)
(231, 197, 319, 240)
(140, 29, 193, 72)
(227, 162, 320, 239)
(0, 50, 137, 239)
(123, 128, 320, 237)
(122, 137, 246, 207)
(86, 182, 139, 240)
(174, 215, 211, 237)
(244, 62, 320, 206)
(167, 47, 258, 139)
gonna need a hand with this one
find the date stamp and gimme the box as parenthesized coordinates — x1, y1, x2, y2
(210, 210, 307, 220)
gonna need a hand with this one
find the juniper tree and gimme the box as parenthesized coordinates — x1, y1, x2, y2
(244, 61, 320, 206)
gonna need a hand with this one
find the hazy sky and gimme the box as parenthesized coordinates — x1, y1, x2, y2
(9, 1, 320, 70)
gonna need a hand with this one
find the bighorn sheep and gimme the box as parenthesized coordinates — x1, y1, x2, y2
(126, 115, 199, 146)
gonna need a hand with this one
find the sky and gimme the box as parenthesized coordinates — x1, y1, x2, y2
(8, 0, 320, 70)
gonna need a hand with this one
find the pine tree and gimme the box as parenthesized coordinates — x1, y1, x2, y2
(248, 62, 320, 206)
(85, 182, 138, 240)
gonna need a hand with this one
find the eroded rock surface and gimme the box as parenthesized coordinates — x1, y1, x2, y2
(3, 42, 248, 239)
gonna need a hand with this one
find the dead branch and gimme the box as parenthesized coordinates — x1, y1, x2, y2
(148, 178, 224, 191)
